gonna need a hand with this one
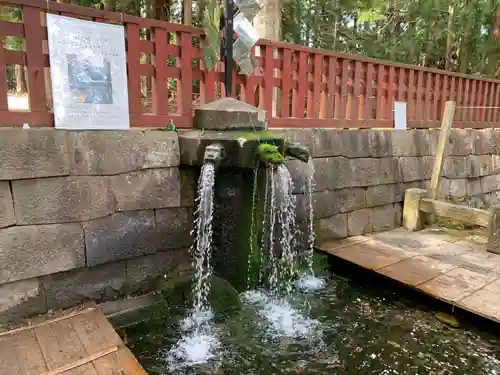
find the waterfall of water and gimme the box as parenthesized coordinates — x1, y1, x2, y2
(276, 164, 298, 296)
(305, 159, 316, 273)
(166, 162, 219, 369)
(296, 159, 326, 292)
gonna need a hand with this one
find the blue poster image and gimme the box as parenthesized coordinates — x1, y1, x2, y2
(67, 53, 113, 104)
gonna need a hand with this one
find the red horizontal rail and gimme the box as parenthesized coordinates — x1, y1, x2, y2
(0, 0, 499, 128)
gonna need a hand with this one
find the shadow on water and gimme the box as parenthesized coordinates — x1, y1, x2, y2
(119, 253, 500, 375)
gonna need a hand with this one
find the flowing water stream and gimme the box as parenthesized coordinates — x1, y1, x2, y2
(120, 161, 500, 375)
(166, 162, 219, 371)
(122, 271, 500, 375)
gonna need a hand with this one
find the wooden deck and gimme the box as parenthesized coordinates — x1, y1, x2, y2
(0, 303, 147, 375)
(317, 227, 500, 324)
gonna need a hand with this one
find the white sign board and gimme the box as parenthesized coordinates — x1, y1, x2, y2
(394, 101, 407, 130)
(46, 14, 130, 130)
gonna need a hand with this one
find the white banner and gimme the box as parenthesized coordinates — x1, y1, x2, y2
(46, 14, 130, 130)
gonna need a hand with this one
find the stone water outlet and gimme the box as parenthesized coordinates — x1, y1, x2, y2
(178, 97, 310, 291)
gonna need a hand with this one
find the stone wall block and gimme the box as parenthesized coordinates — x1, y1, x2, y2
(69, 130, 180, 175)
(339, 130, 372, 158)
(110, 168, 181, 211)
(430, 129, 473, 157)
(449, 129, 474, 156)
(443, 156, 469, 178)
(438, 178, 467, 198)
(179, 167, 196, 207)
(314, 157, 350, 191)
(312, 188, 365, 219)
(347, 208, 373, 236)
(315, 214, 347, 242)
(126, 249, 191, 294)
(481, 174, 500, 194)
(399, 156, 434, 182)
(12, 176, 113, 225)
(472, 129, 500, 155)
(372, 204, 396, 232)
(379, 157, 403, 184)
(468, 155, 493, 178)
(311, 129, 341, 157)
(0, 223, 84, 284)
(42, 261, 127, 310)
(0, 129, 69, 180)
(0, 278, 46, 323)
(369, 130, 393, 157)
(392, 130, 430, 157)
(348, 158, 380, 187)
(85, 210, 157, 266)
(0, 182, 14, 229)
(155, 207, 194, 250)
(467, 177, 482, 196)
(366, 184, 399, 207)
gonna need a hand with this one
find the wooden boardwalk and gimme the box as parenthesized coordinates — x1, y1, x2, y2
(317, 227, 500, 324)
(0, 303, 147, 375)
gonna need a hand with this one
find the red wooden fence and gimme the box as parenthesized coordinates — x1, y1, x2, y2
(1, 0, 500, 128)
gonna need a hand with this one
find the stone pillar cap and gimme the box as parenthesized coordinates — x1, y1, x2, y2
(194, 97, 267, 131)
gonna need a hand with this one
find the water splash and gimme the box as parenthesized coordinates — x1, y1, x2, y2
(242, 290, 321, 339)
(166, 162, 220, 370)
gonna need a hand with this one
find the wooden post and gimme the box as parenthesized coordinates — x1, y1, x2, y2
(403, 188, 428, 231)
(487, 205, 500, 254)
(428, 101, 456, 199)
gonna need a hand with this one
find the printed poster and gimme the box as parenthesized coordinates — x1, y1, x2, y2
(46, 14, 130, 129)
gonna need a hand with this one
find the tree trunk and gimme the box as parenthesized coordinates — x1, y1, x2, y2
(488, 6, 500, 76)
(460, 0, 474, 73)
(183, 0, 192, 25)
(15, 65, 27, 95)
(445, 4, 454, 70)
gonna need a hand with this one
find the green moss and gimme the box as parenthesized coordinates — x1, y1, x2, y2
(257, 143, 285, 165)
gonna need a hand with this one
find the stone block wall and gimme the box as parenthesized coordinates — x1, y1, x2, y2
(279, 128, 500, 244)
(0, 129, 195, 323)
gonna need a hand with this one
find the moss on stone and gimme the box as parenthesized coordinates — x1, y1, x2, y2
(257, 143, 285, 166)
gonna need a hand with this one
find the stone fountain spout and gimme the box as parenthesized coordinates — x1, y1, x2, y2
(203, 143, 226, 168)
(284, 140, 310, 163)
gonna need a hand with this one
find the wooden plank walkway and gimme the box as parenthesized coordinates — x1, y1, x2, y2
(317, 227, 500, 324)
(0, 303, 147, 375)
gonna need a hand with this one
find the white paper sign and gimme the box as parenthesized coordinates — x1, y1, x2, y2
(394, 101, 407, 130)
(47, 14, 130, 130)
